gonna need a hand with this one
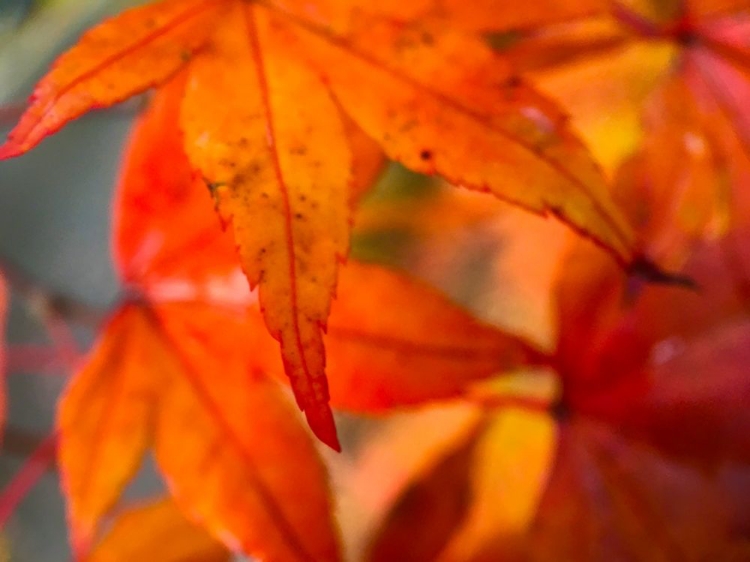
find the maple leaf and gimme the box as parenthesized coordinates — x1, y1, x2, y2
(555, 231, 750, 467)
(1, 0, 643, 448)
(87, 497, 231, 562)
(58, 79, 340, 562)
(343, 181, 750, 560)
(324, 260, 539, 412)
(61, 70, 552, 560)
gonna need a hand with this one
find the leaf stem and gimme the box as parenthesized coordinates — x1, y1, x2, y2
(0, 255, 107, 329)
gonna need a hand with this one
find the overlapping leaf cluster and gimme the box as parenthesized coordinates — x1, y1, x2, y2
(352, 194, 750, 560)
(0, 0, 749, 560)
(345, 1, 750, 559)
(0, 0, 644, 447)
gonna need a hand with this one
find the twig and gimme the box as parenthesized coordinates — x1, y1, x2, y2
(0, 256, 107, 329)
(0, 432, 58, 528)
(2, 426, 56, 463)
(6, 345, 66, 374)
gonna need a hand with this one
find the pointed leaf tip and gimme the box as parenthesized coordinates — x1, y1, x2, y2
(305, 404, 341, 452)
(180, 5, 351, 454)
(0, 0, 226, 159)
(0, 143, 21, 161)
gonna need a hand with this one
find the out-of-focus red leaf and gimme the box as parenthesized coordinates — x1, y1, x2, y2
(88, 498, 231, 562)
(526, 420, 739, 562)
(0, 0, 227, 159)
(325, 262, 537, 412)
(554, 216, 750, 421)
(361, 140, 750, 561)
(618, 320, 750, 465)
(365, 407, 746, 561)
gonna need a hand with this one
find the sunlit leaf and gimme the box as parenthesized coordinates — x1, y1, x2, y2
(0, 0, 227, 158)
(296, 17, 635, 263)
(60, 74, 340, 561)
(180, 3, 352, 449)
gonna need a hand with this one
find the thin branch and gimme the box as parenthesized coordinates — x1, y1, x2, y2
(0, 432, 58, 528)
(2, 426, 56, 464)
(0, 256, 108, 329)
(6, 344, 66, 373)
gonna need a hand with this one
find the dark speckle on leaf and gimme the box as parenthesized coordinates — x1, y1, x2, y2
(206, 181, 225, 193)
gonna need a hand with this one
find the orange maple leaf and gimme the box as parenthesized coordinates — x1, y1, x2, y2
(324, 260, 540, 412)
(55, 60, 572, 561)
(1, 0, 642, 449)
(57, 79, 340, 562)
